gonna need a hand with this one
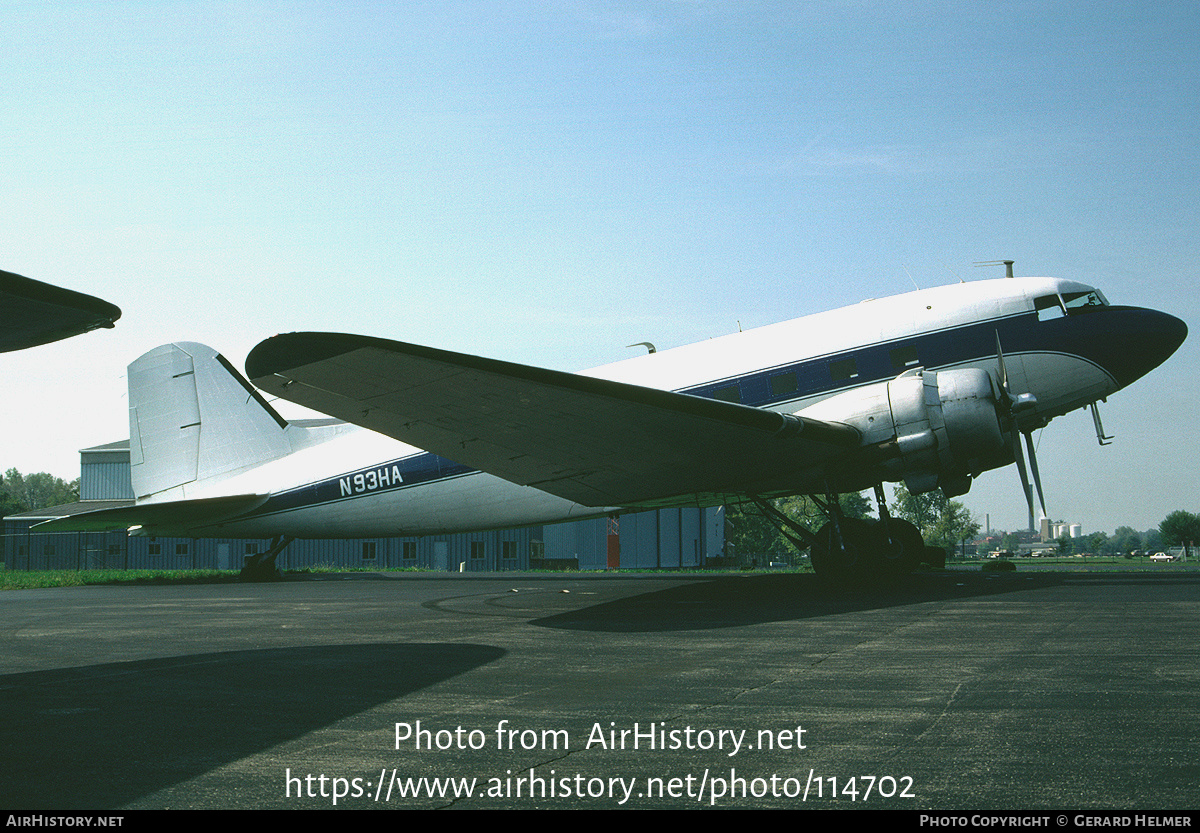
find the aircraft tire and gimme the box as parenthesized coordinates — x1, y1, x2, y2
(810, 518, 874, 585)
(878, 518, 924, 575)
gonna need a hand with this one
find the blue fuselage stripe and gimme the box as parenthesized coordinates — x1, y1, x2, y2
(252, 306, 1121, 519)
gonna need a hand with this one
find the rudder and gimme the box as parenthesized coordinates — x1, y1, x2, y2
(128, 342, 291, 500)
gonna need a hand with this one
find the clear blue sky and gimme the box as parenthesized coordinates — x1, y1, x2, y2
(2, 1, 1196, 535)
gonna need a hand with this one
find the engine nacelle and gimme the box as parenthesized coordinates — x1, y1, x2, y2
(796, 367, 1009, 497)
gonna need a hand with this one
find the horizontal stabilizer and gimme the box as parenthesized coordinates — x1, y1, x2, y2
(34, 494, 268, 536)
(246, 332, 861, 507)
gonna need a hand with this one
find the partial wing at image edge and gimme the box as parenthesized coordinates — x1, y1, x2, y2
(0, 269, 121, 353)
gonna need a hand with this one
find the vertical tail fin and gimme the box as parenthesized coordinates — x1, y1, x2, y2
(128, 342, 291, 500)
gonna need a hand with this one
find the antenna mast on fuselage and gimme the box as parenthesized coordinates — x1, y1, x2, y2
(974, 260, 1016, 278)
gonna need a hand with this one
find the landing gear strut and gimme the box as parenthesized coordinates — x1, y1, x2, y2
(872, 484, 924, 575)
(810, 514, 875, 583)
(752, 487, 940, 584)
(239, 535, 294, 581)
(806, 486, 930, 584)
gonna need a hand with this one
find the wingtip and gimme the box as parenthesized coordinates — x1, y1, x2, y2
(246, 332, 357, 380)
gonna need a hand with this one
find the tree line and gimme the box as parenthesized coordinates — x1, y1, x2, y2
(724, 485, 980, 563)
(1, 468, 80, 517)
(1158, 510, 1200, 552)
(725, 485, 1199, 561)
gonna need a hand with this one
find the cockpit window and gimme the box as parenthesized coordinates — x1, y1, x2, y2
(1063, 290, 1108, 312)
(1035, 289, 1108, 321)
(1034, 294, 1065, 321)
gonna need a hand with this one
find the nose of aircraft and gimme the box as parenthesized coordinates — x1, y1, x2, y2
(1104, 307, 1188, 389)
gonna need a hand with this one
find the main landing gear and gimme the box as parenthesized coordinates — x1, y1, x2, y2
(239, 535, 294, 581)
(755, 485, 943, 585)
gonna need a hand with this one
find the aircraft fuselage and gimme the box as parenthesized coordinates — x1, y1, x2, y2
(166, 276, 1184, 539)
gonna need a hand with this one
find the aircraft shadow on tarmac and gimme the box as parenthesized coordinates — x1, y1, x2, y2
(529, 570, 1070, 633)
(1, 642, 505, 810)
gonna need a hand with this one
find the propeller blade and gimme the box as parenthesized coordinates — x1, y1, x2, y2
(1023, 430, 1047, 523)
(995, 331, 1011, 402)
(998, 329, 1046, 530)
(1012, 429, 1035, 530)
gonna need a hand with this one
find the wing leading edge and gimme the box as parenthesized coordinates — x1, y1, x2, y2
(246, 332, 861, 508)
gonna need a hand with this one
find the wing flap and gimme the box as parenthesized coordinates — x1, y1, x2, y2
(246, 332, 860, 506)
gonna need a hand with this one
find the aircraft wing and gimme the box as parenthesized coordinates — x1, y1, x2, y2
(1, 269, 121, 353)
(246, 332, 861, 507)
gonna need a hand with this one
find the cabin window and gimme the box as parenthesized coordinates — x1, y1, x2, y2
(149, 542, 161, 556)
(502, 541, 518, 560)
(713, 385, 741, 403)
(471, 541, 485, 559)
(362, 542, 376, 560)
(769, 372, 798, 396)
(829, 357, 859, 382)
(176, 543, 188, 556)
(402, 541, 417, 561)
(890, 345, 920, 370)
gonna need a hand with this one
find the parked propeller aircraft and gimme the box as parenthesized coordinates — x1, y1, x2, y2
(39, 275, 1186, 582)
